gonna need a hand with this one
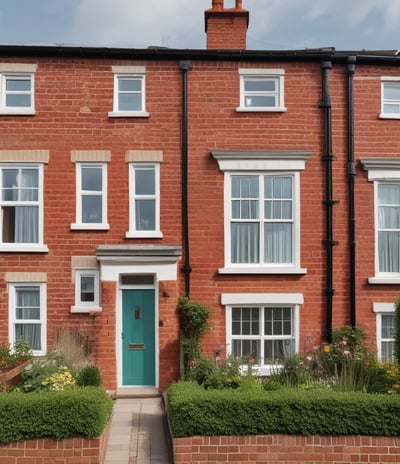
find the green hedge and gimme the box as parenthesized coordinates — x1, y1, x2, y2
(167, 381, 400, 437)
(0, 387, 113, 444)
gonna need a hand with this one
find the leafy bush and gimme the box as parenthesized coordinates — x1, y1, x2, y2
(0, 387, 113, 443)
(76, 365, 103, 387)
(0, 339, 32, 370)
(167, 381, 400, 438)
(41, 367, 76, 391)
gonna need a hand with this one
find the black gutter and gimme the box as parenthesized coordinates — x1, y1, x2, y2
(347, 56, 357, 329)
(179, 60, 193, 298)
(320, 52, 338, 344)
(2, 43, 400, 65)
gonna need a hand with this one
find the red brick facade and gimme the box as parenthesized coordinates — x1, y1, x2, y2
(0, 1, 400, 392)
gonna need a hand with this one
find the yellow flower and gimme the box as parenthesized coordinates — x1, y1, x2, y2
(323, 345, 331, 353)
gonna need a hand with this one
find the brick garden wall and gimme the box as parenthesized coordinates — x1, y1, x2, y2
(0, 424, 109, 464)
(173, 435, 400, 463)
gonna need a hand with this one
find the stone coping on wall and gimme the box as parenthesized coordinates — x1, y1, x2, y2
(173, 434, 400, 463)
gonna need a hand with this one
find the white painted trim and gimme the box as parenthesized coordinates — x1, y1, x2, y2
(221, 293, 304, 305)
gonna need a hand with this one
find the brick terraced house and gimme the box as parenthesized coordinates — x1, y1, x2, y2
(1, 0, 400, 392)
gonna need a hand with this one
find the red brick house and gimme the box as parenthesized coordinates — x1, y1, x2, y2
(1, 0, 400, 393)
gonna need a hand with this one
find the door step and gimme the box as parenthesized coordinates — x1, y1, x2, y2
(113, 387, 161, 399)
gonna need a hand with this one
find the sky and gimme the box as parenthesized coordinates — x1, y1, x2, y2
(0, 0, 400, 52)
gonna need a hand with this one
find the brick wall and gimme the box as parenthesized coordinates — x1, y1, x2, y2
(0, 423, 109, 464)
(173, 435, 400, 463)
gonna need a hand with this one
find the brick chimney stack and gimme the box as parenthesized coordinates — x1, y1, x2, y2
(205, 0, 249, 50)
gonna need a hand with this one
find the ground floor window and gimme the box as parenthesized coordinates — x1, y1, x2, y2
(8, 283, 46, 355)
(223, 293, 302, 375)
(374, 303, 395, 362)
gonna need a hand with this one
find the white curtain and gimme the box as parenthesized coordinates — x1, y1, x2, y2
(15, 287, 41, 351)
(378, 184, 400, 272)
(15, 169, 38, 243)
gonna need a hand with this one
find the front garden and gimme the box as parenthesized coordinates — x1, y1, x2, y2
(0, 328, 112, 447)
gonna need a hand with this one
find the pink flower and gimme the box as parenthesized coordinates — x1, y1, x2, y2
(343, 350, 351, 357)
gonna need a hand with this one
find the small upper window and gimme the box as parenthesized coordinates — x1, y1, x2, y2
(380, 78, 400, 118)
(126, 163, 162, 238)
(70, 151, 110, 231)
(109, 66, 149, 118)
(71, 269, 101, 312)
(0, 64, 36, 115)
(237, 69, 286, 112)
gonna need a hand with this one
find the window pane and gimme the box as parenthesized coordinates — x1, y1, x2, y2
(118, 78, 141, 92)
(231, 223, 259, 263)
(82, 196, 102, 223)
(381, 341, 394, 362)
(81, 275, 95, 302)
(135, 199, 155, 230)
(384, 84, 400, 100)
(232, 339, 260, 361)
(15, 324, 41, 350)
(2, 169, 18, 200)
(382, 314, 395, 338)
(384, 103, 400, 113)
(264, 339, 294, 363)
(82, 167, 102, 192)
(265, 223, 292, 263)
(245, 96, 276, 107)
(135, 169, 155, 195)
(6, 94, 31, 108)
(16, 287, 40, 320)
(6, 78, 31, 91)
(378, 231, 400, 272)
(244, 79, 276, 92)
(118, 93, 142, 111)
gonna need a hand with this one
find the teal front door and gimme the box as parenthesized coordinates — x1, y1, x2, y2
(122, 289, 155, 386)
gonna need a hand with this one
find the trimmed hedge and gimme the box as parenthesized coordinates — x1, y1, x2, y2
(167, 381, 400, 437)
(0, 387, 113, 444)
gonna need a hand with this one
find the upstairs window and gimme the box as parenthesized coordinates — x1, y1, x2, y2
(380, 78, 400, 118)
(0, 166, 43, 248)
(0, 64, 36, 115)
(109, 66, 149, 118)
(237, 69, 286, 112)
(71, 151, 110, 231)
(127, 163, 161, 237)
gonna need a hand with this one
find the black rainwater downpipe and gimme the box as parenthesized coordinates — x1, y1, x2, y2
(179, 60, 193, 298)
(347, 56, 357, 329)
(320, 54, 338, 344)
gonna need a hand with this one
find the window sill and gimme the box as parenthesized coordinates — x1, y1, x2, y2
(236, 107, 287, 113)
(71, 306, 102, 314)
(368, 277, 400, 284)
(125, 231, 163, 239)
(218, 267, 307, 275)
(108, 111, 150, 118)
(0, 244, 48, 253)
(0, 109, 35, 116)
(379, 113, 400, 119)
(71, 223, 110, 231)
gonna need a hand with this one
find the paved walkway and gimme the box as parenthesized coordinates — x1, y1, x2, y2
(104, 396, 172, 464)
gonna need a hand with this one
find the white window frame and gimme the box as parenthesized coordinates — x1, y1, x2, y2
(126, 162, 162, 238)
(71, 163, 109, 230)
(8, 282, 47, 356)
(108, 66, 149, 118)
(0, 163, 47, 252)
(223, 293, 302, 376)
(361, 158, 400, 284)
(373, 303, 395, 362)
(213, 151, 309, 274)
(0, 64, 36, 115)
(380, 77, 400, 119)
(237, 69, 286, 113)
(71, 269, 101, 313)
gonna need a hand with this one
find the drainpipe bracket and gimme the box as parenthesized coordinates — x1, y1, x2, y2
(323, 199, 340, 206)
(322, 239, 339, 246)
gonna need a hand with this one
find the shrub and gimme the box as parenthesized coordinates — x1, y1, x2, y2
(76, 365, 103, 387)
(0, 339, 32, 370)
(167, 381, 400, 438)
(0, 387, 113, 443)
(41, 367, 76, 391)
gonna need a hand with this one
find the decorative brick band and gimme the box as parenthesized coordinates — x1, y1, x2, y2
(173, 434, 400, 463)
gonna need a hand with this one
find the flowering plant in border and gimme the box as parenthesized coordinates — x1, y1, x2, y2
(0, 339, 32, 371)
(41, 366, 76, 391)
